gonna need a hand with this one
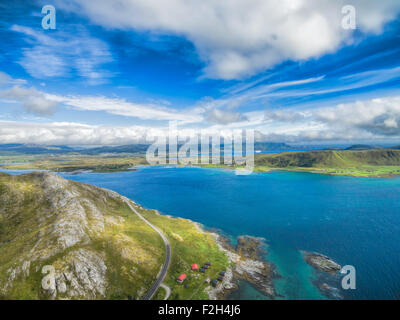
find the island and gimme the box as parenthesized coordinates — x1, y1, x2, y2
(303, 252, 341, 274)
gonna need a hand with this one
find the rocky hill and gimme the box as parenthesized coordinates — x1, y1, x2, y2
(0, 172, 166, 299)
(0, 172, 234, 300)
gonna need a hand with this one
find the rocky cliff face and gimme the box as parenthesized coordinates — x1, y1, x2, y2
(0, 172, 163, 299)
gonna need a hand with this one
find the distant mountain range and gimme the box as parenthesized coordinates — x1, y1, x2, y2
(254, 142, 295, 150)
(0, 144, 75, 155)
(83, 142, 298, 154)
(0, 142, 398, 156)
(0, 142, 295, 155)
(345, 144, 383, 151)
(0, 143, 149, 155)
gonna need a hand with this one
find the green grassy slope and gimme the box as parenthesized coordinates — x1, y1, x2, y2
(139, 209, 229, 300)
(0, 172, 228, 300)
(0, 172, 164, 299)
(254, 149, 400, 177)
(255, 150, 400, 167)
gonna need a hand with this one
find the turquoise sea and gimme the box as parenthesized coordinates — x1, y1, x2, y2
(3, 166, 400, 299)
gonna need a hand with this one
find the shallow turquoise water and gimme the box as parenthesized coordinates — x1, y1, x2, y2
(3, 166, 400, 299)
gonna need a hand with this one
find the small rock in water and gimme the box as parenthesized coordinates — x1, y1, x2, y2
(303, 252, 341, 274)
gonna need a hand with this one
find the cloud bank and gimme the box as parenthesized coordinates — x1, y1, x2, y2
(262, 96, 400, 141)
(1, 96, 400, 145)
(56, 0, 400, 79)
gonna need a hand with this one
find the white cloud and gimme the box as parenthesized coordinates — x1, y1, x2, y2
(56, 0, 400, 79)
(0, 72, 58, 115)
(11, 25, 113, 84)
(0, 72, 12, 85)
(262, 96, 400, 141)
(0, 70, 203, 122)
(189, 76, 326, 126)
(0, 71, 27, 86)
(0, 86, 58, 115)
(50, 94, 203, 123)
(315, 97, 400, 136)
(206, 109, 248, 125)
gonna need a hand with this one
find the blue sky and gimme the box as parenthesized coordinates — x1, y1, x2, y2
(0, 0, 400, 145)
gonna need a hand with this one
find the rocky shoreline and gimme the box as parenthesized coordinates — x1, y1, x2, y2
(196, 225, 278, 300)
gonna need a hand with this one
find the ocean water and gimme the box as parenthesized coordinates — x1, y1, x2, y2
(3, 166, 400, 299)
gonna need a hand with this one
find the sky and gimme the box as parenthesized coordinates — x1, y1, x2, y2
(0, 0, 400, 146)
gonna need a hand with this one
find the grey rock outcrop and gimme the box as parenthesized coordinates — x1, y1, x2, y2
(303, 251, 341, 274)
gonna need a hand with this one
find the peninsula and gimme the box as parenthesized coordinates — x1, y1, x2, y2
(0, 172, 274, 300)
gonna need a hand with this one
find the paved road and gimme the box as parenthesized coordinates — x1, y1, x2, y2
(123, 198, 171, 300)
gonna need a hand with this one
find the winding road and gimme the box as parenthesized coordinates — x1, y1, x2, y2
(123, 197, 171, 300)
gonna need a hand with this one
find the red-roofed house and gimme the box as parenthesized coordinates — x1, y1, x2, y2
(177, 274, 187, 283)
(192, 264, 199, 271)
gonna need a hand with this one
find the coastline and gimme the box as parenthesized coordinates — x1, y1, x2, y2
(2, 167, 399, 299)
(4, 158, 400, 179)
(200, 165, 400, 179)
(192, 223, 277, 300)
(2, 152, 400, 179)
(0, 168, 353, 300)
(129, 204, 278, 300)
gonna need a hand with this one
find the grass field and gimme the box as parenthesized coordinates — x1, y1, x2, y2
(138, 208, 229, 300)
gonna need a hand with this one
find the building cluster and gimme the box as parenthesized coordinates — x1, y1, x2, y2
(177, 262, 226, 288)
